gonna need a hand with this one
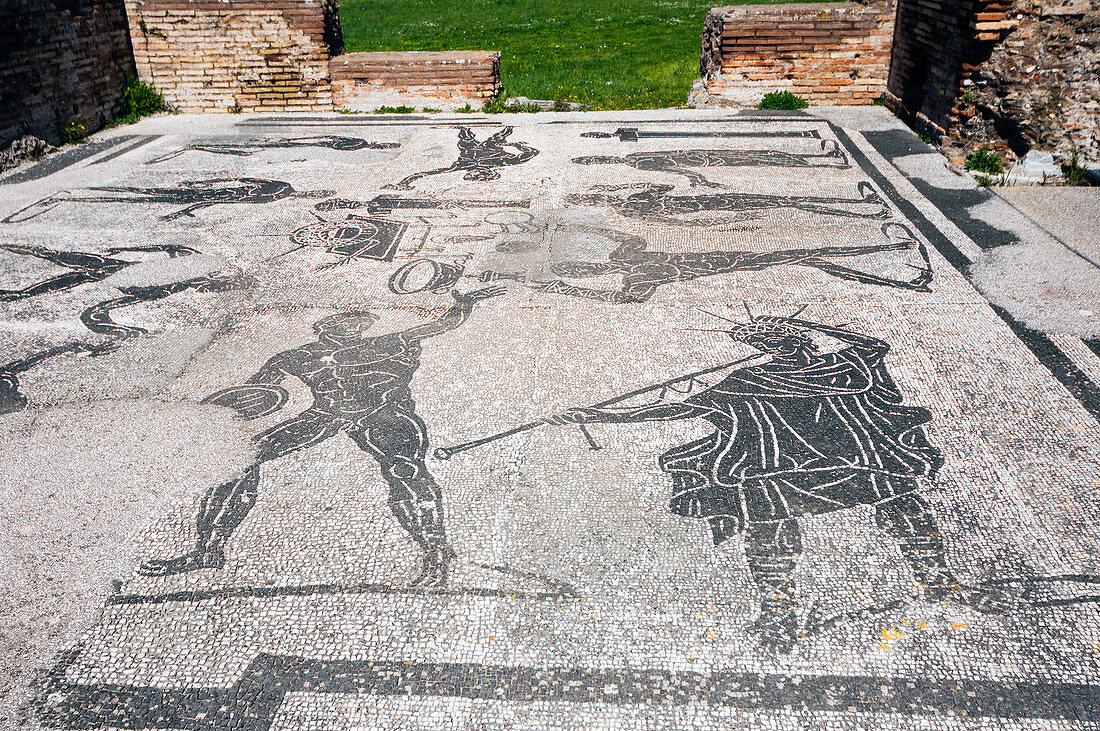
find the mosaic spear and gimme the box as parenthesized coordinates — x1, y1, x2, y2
(433, 353, 762, 460)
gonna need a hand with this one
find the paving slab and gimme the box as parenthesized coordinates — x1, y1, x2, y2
(2, 109, 1100, 730)
(998, 186, 1100, 265)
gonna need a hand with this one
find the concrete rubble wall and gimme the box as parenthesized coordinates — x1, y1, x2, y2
(962, 0, 1099, 164)
(887, 0, 1099, 165)
(123, 0, 344, 113)
(0, 0, 135, 148)
(691, 1, 895, 107)
(331, 51, 502, 111)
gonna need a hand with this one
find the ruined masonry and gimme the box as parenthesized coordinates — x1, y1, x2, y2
(692, 1, 896, 108)
(885, 0, 1099, 163)
(124, 0, 344, 113)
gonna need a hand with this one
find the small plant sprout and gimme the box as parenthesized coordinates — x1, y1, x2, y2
(757, 91, 809, 110)
(965, 146, 1004, 175)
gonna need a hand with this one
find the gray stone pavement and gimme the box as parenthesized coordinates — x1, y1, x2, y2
(997, 186, 1100, 265)
(1, 108, 1100, 730)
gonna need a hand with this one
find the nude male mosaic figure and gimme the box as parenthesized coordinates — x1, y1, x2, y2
(140, 286, 504, 587)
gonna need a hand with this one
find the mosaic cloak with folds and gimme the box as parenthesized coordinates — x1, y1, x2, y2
(661, 337, 945, 544)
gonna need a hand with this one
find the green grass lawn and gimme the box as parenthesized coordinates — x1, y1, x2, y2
(339, 0, 826, 110)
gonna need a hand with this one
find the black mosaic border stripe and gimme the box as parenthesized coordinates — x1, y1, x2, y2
(35, 648, 1100, 730)
(0, 136, 138, 185)
(839, 124, 1100, 425)
(88, 135, 163, 165)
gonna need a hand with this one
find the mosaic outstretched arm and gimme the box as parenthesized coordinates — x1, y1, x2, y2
(402, 286, 505, 340)
(544, 402, 705, 425)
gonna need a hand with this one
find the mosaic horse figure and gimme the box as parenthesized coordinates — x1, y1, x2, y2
(385, 127, 539, 189)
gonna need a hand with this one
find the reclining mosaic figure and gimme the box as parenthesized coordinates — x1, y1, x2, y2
(79, 271, 252, 339)
(4, 178, 334, 222)
(540, 313, 1012, 652)
(0, 242, 198, 301)
(385, 127, 539, 189)
(139, 286, 505, 586)
(0, 243, 250, 414)
(147, 136, 399, 164)
(488, 223, 933, 303)
(571, 140, 849, 187)
(564, 181, 890, 225)
(0, 273, 249, 414)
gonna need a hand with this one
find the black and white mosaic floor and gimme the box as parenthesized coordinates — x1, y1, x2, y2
(2, 110, 1100, 729)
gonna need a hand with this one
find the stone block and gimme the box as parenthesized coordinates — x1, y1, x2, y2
(696, 0, 894, 107)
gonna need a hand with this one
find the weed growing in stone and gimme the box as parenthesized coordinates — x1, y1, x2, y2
(58, 121, 88, 145)
(757, 91, 809, 110)
(455, 104, 476, 113)
(1062, 153, 1096, 187)
(965, 145, 1004, 175)
(375, 105, 417, 114)
(974, 171, 1009, 187)
(482, 93, 543, 113)
(115, 76, 167, 125)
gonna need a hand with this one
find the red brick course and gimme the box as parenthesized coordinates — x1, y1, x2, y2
(695, 1, 895, 107)
(123, 0, 343, 112)
(0, 0, 135, 147)
(331, 52, 502, 110)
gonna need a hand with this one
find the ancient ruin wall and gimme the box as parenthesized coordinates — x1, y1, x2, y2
(962, 1, 1098, 163)
(692, 1, 896, 107)
(331, 52, 502, 112)
(123, 0, 344, 113)
(0, 0, 135, 148)
(887, 0, 1098, 164)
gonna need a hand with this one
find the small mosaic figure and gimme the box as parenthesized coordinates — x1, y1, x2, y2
(0, 242, 197, 301)
(147, 136, 399, 164)
(489, 223, 932, 302)
(0, 271, 249, 414)
(139, 286, 505, 587)
(385, 127, 539, 189)
(79, 272, 252, 338)
(5, 178, 334, 222)
(564, 181, 890, 224)
(572, 140, 849, 187)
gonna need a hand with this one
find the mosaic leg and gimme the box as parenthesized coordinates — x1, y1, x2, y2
(876, 493, 1014, 612)
(744, 518, 803, 654)
(138, 411, 341, 577)
(351, 409, 452, 587)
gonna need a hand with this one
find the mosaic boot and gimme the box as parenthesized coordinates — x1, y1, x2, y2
(138, 465, 259, 576)
(393, 497, 453, 588)
(745, 519, 803, 654)
(876, 494, 1016, 613)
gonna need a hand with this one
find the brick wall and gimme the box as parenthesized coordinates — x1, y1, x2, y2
(0, 0, 135, 148)
(331, 52, 502, 111)
(887, 0, 1098, 165)
(885, 0, 1008, 139)
(692, 1, 895, 107)
(124, 0, 343, 113)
